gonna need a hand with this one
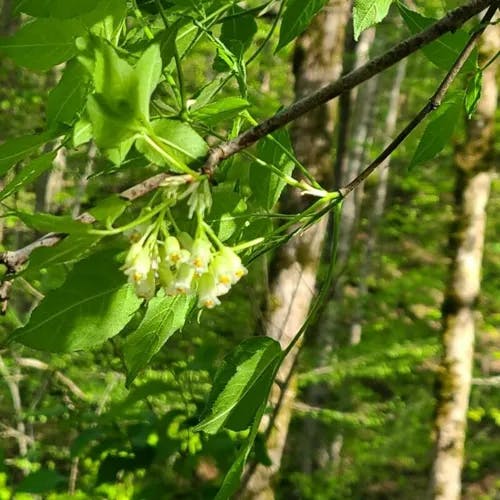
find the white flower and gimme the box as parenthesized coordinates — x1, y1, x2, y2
(190, 238, 212, 275)
(217, 248, 248, 284)
(172, 263, 195, 294)
(197, 273, 221, 309)
(123, 244, 153, 284)
(162, 236, 190, 267)
(133, 269, 156, 300)
(158, 261, 175, 290)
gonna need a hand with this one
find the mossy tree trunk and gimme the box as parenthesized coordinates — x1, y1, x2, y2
(238, 1, 350, 498)
(429, 25, 499, 500)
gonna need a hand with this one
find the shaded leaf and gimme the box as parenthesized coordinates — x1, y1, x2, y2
(190, 97, 250, 126)
(398, 4, 477, 72)
(464, 71, 482, 118)
(11, 251, 142, 352)
(0, 152, 55, 202)
(17, 469, 65, 494)
(277, 0, 329, 51)
(12, 211, 93, 234)
(410, 98, 462, 168)
(195, 337, 283, 434)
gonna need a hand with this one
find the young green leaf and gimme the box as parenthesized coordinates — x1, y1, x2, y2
(276, 0, 329, 52)
(89, 195, 129, 227)
(123, 293, 195, 385)
(135, 119, 208, 171)
(47, 59, 91, 129)
(410, 98, 462, 168)
(0, 18, 84, 71)
(190, 97, 250, 126)
(0, 132, 54, 175)
(398, 4, 477, 72)
(11, 251, 142, 352)
(0, 152, 55, 202)
(195, 337, 283, 434)
(353, 0, 393, 41)
(249, 130, 296, 211)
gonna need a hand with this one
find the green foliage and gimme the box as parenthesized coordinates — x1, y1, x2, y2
(353, 0, 393, 40)
(11, 251, 142, 351)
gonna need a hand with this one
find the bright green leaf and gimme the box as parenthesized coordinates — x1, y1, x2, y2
(11, 211, 93, 234)
(464, 71, 483, 118)
(14, 0, 100, 18)
(0, 152, 55, 202)
(353, 0, 393, 41)
(249, 130, 295, 210)
(195, 337, 283, 434)
(190, 97, 250, 126)
(11, 251, 142, 352)
(123, 293, 194, 385)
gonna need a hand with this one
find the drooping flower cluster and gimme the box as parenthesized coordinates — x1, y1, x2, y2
(122, 231, 248, 309)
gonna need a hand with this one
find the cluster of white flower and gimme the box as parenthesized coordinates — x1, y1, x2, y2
(122, 232, 248, 309)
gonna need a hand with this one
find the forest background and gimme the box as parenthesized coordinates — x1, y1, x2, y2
(0, 0, 498, 499)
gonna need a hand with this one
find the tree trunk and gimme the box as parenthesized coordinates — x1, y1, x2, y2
(238, 2, 350, 498)
(429, 25, 499, 500)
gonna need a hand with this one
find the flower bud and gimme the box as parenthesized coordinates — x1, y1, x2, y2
(163, 236, 190, 266)
(190, 238, 212, 275)
(173, 263, 195, 294)
(133, 269, 156, 300)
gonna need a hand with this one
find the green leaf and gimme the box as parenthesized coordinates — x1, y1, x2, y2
(123, 293, 194, 385)
(80, 0, 127, 40)
(276, 0, 329, 52)
(410, 98, 462, 168)
(89, 195, 129, 227)
(398, 4, 477, 72)
(195, 337, 283, 434)
(73, 116, 93, 147)
(353, 0, 393, 41)
(190, 97, 250, 126)
(464, 71, 483, 118)
(47, 59, 91, 129)
(0, 152, 55, 202)
(0, 132, 54, 175)
(0, 18, 84, 71)
(86, 42, 162, 150)
(14, 0, 101, 18)
(11, 211, 93, 234)
(249, 130, 295, 210)
(11, 251, 142, 352)
(17, 469, 65, 494)
(22, 235, 101, 278)
(135, 119, 208, 171)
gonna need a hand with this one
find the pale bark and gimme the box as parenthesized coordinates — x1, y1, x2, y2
(429, 24, 499, 500)
(238, 2, 350, 498)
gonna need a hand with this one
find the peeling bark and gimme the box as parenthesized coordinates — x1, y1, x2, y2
(429, 24, 499, 500)
(238, 2, 350, 498)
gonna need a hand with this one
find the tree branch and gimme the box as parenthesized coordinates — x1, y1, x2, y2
(202, 0, 494, 175)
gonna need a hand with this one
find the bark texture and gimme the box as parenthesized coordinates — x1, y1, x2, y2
(238, 2, 350, 498)
(429, 24, 499, 500)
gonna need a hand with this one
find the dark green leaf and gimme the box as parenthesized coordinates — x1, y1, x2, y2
(0, 132, 54, 175)
(0, 152, 55, 202)
(12, 211, 93, 234)
(398, 4, 477, 72)
(0, 18, 84, 70)
(12, 251, 142, 352)
(123, 293, 194, 385)
(47, 59, 91, 128)
(195, 337, 283, 434)
(410, 98, 462, 168)
(353, 0, 393, 41)
(249, 130, 295, 210)
(17, 469, 65, 494)
(276, 0, 329, 52)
